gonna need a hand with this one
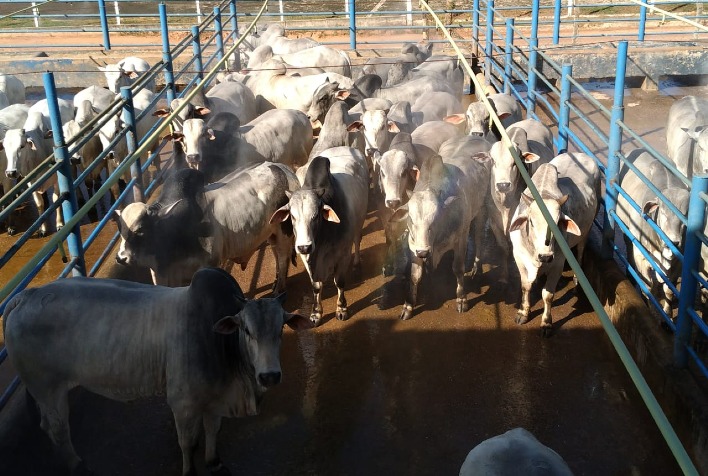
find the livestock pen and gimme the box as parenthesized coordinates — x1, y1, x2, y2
(0, 0, 707, 474)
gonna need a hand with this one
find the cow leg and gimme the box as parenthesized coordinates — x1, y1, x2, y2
(53, 189, 64, 231)
(541, 260, 565, 337)
(334, 260, 349, 321)
(269, 232, 293, 295)
(401, 258, 423, 320)
(489, 215, 510, 283)
(203, 413, 230, 476)
(515, 263, 537, 325)
(32, 190, 49, 237)
(171, 406, 202, 476)
(311, 281, 324, 326)
(454, 241, 469, 313)
(466, 217, 484, 278)
(34, 387, 85, 474)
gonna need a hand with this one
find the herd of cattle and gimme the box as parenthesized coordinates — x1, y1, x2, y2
(1, 22, 706, 475)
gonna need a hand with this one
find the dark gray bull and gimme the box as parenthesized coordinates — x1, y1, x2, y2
(509, 153, 600, 335)
(665, 95, 708, 179)
(390, 148, 491, 320)
(172, 109, 313, 182)
(487, 119, 555, 282)
(3, 268, 312, 476)
(271, 151, 369, 326)
(616, 148, 689, 316)
(116, 164, 299, 289)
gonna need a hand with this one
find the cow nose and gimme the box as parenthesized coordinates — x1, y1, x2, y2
(115, 254, 128, 265)
(496, 182, 512, 193)
(297, 244, 313, 255)
(537, 253, 554, 263)
(186, 154, 200, 163)
(386, 199, 401, 209)
(70, 156, 82, 165)
(5, 170, 17, 179)
(258, 371, 281, 388)
(416, 249, 430, 259)
(469, 131, 484, 137)
(366, 148, 378, 157)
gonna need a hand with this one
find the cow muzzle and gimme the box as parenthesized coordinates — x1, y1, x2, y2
(5, 170, 17, 179)
(496, 182, 512, 193)
(297, 244, 313, 255)
(115, 254, 128, 265)
(258, 371, 282, 388)
(416, 249, 431, 259)
(70, 156, 82, 166)
(537, 253, 554, 263)
(186, 154, 201, 168)
(386, 199, 401, 209)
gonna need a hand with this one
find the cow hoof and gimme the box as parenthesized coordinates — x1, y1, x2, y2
(515, 312, 529, 325)
(541, 325, 553, 338)
(6, 226, 16, 236)
(38, 229, 48, 238)
(400, 306, 414, 321)
(336, 307, 349, 321)
(456, 299, 469, 313)
(382, 264, 393, 277)
(310, 313, 322, 327)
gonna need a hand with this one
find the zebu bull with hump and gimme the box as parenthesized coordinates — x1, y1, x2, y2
(270, 151, 369, 326)
(116, 164, 299, 289)
(390, 146, 492, 320)
(509, 152, 600, 336)
(3, 268, 312, 476)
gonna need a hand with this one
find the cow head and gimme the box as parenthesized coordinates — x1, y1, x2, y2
(307, 79, 349, 127)
(170, 118, 214, 171)
(488, 128, 540, 195)
(510, 193, 580, 265)
(99, 63, 136, 94)
(377, 147, 417, 210)
(347, 109, 399, 162)
(644, 187, 690, 270)
(270, 188, 340, 257)
(212, 292, 311, 410)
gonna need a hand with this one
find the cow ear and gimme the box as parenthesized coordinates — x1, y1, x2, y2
(560, 214, 581, 236)
(126, 71, 139, 79)
(410, 165, 420, 182)
(643, 200, 659, 217)
(207, 128, 216, 140)
(498, 111, 511, 121)
(195, 106, 212, 117)
(27, 138, 37, 151)
(158, 199, 185, 217)
(443, 114, 465, 125)
(522, 151, 540, 163)
(389, 205, 409, 223)
(509, 214, 528, 232)
(269, 204, 291, 224)
(557, 194, 569, 206)
(347, 120, 363, 132)
(284, 312, 314, 330)
(322, 204, 341, 223)
(213, 315, 242, 335)
(152, 108, 171, 118)
(171, 131, 185, 142)
(387, 121, 400, 133)
(443, 196, 458, 208)
(471, 152, 491, 163)
(335, 89, 350, 100)
(520, 193, 533, 206)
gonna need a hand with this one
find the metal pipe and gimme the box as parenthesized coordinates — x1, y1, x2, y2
(602, 40, 628, 259)
(552, 0, 561, 44)
(638, 0, 648, 41)
(472, 0, 480, 57)
(485, 0, 494, 84)
(229, 0, 240, 71)
(160, 2, 176, 105)
(504, 18, 514, 94)
(43, 72, 85, 277)
(349, 0, 356, 50)
(98, 0, 111, 50)
(675, 175, 708, 367)
(191, 25, 204, 83)
(214, 6, 224, 65)
(526, 0, 540, 115)
(557, 64, 573, 153)
(120, 87, 143, 204)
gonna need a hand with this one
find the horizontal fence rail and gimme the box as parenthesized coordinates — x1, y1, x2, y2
(0, 0, 705, 473)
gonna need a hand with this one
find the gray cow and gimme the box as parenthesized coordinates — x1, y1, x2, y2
(509, 152, 600, 335)
(666, 95, 708, 179)
(445, 92, 522, 141)
(116, 164, 300, 290)
(154, 80, 258, 132)
(309, 101, 357, 158)
(0, 73, 26, 105)
(98, 56, 153, 93)
(3, 268, 312, 476)
(390, 146, 492, 320)
(271, 151, 369, 326)
(487, 118, 555, 282)
(459, 428, 574, 476)
(172, 109, 313, 181)
(616, 148, 689, 317)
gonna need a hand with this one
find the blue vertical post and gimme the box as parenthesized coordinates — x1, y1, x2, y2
(349, 0, 356, 51)
(526, 0, 540, 115)
(675, 175, 708, 367)
(552, 0, 562, 45)
(485, 0, 494, 83)
(192, 26, 204, 84)
(159, 3, 176, 105)
(638, 0, 648, 41)
(557, 64, 573, 154)
(229, 0, 241, 71)
(120, 87, 143, 204)
(43, 72, 85, 276)
(214, 6, 224, 64)
(504, 19, 514, 94)
(602, 40, 628, 260)
(473, 0, 480, 56)
(98, 0, 111, 51)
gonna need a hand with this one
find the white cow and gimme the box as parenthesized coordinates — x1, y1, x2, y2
(99, 56, 153, 93)
(666, 95, 708, 179)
